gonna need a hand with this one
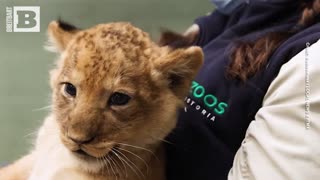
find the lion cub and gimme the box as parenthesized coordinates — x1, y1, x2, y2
(0, 20, 203, 180)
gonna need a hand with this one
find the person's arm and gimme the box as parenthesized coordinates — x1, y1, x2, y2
(228, 40, 320, 180)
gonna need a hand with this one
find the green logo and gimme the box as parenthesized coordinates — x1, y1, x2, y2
(190, 81, 228, 115)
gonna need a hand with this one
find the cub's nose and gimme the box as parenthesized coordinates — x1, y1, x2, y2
(68, 136, 95, 145)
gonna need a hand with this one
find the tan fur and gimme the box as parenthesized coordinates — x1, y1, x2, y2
(0, 21, 203, 180)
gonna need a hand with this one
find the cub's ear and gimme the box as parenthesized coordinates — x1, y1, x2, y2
(154, 46, 203, 99)
(46, 20, 80, 52)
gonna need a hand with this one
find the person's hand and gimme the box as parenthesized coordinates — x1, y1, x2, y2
(184, 24, 199, 36)
(184, 24, 200, 44)
(159, 24, 200, 47)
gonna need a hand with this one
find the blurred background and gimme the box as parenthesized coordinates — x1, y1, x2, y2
(0, 0, 212, 163)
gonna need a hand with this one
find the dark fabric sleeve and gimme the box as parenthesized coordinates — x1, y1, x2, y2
(194, 11, 229, 47)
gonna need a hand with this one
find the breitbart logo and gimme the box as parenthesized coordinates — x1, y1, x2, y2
(184, 81, 228, 122)
(6, 6, 40, 32)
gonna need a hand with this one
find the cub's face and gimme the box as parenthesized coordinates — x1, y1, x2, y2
(47, 21, 203, 163)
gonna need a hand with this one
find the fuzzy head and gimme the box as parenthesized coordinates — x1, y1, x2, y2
(47, 20, 203, 167)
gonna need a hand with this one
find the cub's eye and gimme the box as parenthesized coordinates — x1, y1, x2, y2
(108, 92, 131, 106)
(64, 83, 77, 97)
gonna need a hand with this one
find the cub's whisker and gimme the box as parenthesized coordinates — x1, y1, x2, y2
(109, 155, 121, 178)
(151, 136, 174, 145)
(32, 105, 52, 112)
(117, 147, 149, 174)
(100, 157, 111, 176)
(113, 148, 144, 180)
(23, 131, 39, 138)
(105, 156, 118, 180)
(111, 149, 128, 178)
(116, 142, 159, 160)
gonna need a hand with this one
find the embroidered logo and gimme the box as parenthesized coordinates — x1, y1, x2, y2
(184, 81, 228, 122)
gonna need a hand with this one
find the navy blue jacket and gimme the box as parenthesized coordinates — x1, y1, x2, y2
(165, 1, 320, 179)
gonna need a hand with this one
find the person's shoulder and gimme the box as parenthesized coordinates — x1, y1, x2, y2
(263, 39, 320, 106)
(229, 39, 320, 180)
(281, 38, 320, 71)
